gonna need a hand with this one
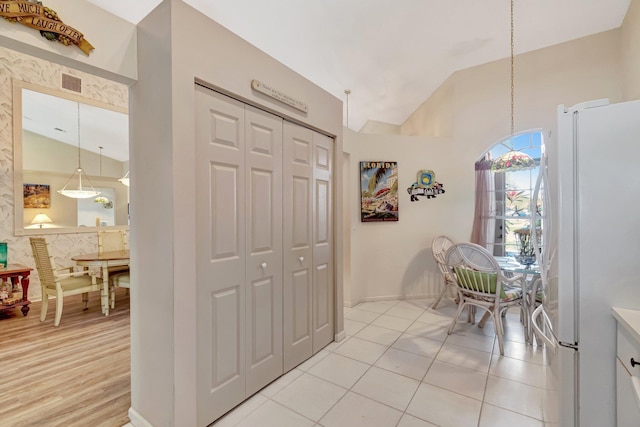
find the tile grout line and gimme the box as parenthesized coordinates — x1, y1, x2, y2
(219, 298, 549, 426)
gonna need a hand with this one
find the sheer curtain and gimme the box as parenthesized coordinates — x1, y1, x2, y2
(470, 158, 495, 252)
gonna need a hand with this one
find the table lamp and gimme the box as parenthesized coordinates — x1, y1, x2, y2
(31, 213, 52, 228)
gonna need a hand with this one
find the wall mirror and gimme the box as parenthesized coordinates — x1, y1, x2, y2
(13, 80, 130, 235)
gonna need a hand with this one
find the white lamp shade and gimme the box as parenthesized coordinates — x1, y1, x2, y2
(57, 189, 101, 198)
(58, 105, 101, 199)
(57, 168, 100, 198)
(31, 213, 52, 228)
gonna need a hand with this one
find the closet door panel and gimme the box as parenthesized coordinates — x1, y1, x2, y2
(292, 269, 311, 341)
(312, 132, 334, 352)
(211, 165, 240, 258)
(244, 106, 283, 395)
(283, 122, 314, 372)
(195, 86, 247, 424)
(251, 277, 276, 360)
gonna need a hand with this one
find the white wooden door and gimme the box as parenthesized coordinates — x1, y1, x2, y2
(244, 105, 283, 395)
(195, 86, 247, 423)
(312, 131, 334, 352)
(195, 85, 332, 423)
(282, 122, 314, 372)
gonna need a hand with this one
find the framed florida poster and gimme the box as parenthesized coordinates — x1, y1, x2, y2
(360, 161, 399, 222)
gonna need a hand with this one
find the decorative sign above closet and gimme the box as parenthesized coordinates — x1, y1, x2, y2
(251, 79, 308, 113)
(0, 0, 94, 55)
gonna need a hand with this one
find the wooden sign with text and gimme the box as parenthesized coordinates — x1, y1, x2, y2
(0, 0, 94, 55)
(251, 79, 308, 113)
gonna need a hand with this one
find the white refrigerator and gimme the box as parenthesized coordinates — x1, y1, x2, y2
(538, 98, 640, 426)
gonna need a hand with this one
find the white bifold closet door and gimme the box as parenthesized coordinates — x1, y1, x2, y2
(311, 131, 334, 353)
(194, 84, 334, 425)
(282, 122, 334, 372)
(195, 85, 283, 424)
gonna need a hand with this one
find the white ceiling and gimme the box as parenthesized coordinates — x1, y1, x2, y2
(22, 89, 129, 162)
(83, 0, 631, 131)
(24, 1, 632, 161)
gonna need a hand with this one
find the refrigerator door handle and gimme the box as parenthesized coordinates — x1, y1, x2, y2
(558, 341, 579, 351)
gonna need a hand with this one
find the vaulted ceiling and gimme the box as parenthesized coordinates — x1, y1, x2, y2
(86, 0, 631, 131)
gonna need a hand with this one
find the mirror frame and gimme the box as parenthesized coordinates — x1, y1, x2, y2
(12, 79, 130, 236)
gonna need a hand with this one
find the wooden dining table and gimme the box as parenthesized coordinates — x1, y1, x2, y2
(71, 250, 130, 316)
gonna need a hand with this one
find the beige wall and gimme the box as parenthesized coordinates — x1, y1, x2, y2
(22, 171, 128, 229)
(22, 132, 129, 229)
(622, 0, 640, 100)
(394, 79, 455, 138)
(23, 131, 126, 177)
(403, 29, 622, 140)
(359, 120, 401, 135)
(347, 28, 629, 303)
(344, 129, 469, 305)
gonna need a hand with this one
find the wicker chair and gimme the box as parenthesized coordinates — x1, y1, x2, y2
(430, 235, 456, 309)
(443, 242, 524, 355)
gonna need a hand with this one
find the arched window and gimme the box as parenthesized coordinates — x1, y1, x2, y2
(485, 130, 543, 256)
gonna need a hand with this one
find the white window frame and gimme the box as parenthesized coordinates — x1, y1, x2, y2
(485, 130, 544, 257)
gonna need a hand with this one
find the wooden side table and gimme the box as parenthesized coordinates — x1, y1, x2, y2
(0, 264, 33, 316)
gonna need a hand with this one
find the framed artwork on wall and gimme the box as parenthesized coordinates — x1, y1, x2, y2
(23, 183, 50, 209)
(360, 161, 399, 222)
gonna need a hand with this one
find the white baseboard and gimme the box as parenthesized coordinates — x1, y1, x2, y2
(334, 330, 346, 342)
(128, 407, 153, 427)
(343, 299, 358, 308)
(345, 293, 436, 308)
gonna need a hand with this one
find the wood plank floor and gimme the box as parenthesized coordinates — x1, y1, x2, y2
(0, 289, 130, 427)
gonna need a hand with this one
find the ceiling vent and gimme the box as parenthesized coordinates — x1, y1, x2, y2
(61, 73, 82, 93)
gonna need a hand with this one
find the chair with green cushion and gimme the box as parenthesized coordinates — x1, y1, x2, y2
(30, 237, 103, 326)
(443, 242, 524, 355)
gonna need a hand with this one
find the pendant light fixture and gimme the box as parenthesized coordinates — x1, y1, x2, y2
(98, 146, 103, 176)
(57, 103, 101, 198)
(491, 0, 536, 173)
(94, 146, 111, 204)
(344, 89, 351, 128)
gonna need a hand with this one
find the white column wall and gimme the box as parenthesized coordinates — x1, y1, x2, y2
(129, 1, 174, 426)
(133, 1, 344, 425)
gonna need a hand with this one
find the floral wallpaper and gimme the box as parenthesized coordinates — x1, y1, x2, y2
(0, 46, 128, 301)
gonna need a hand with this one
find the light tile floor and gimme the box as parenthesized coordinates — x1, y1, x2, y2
(211, 298, 553, 427)
(130, 298, 555, 427)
